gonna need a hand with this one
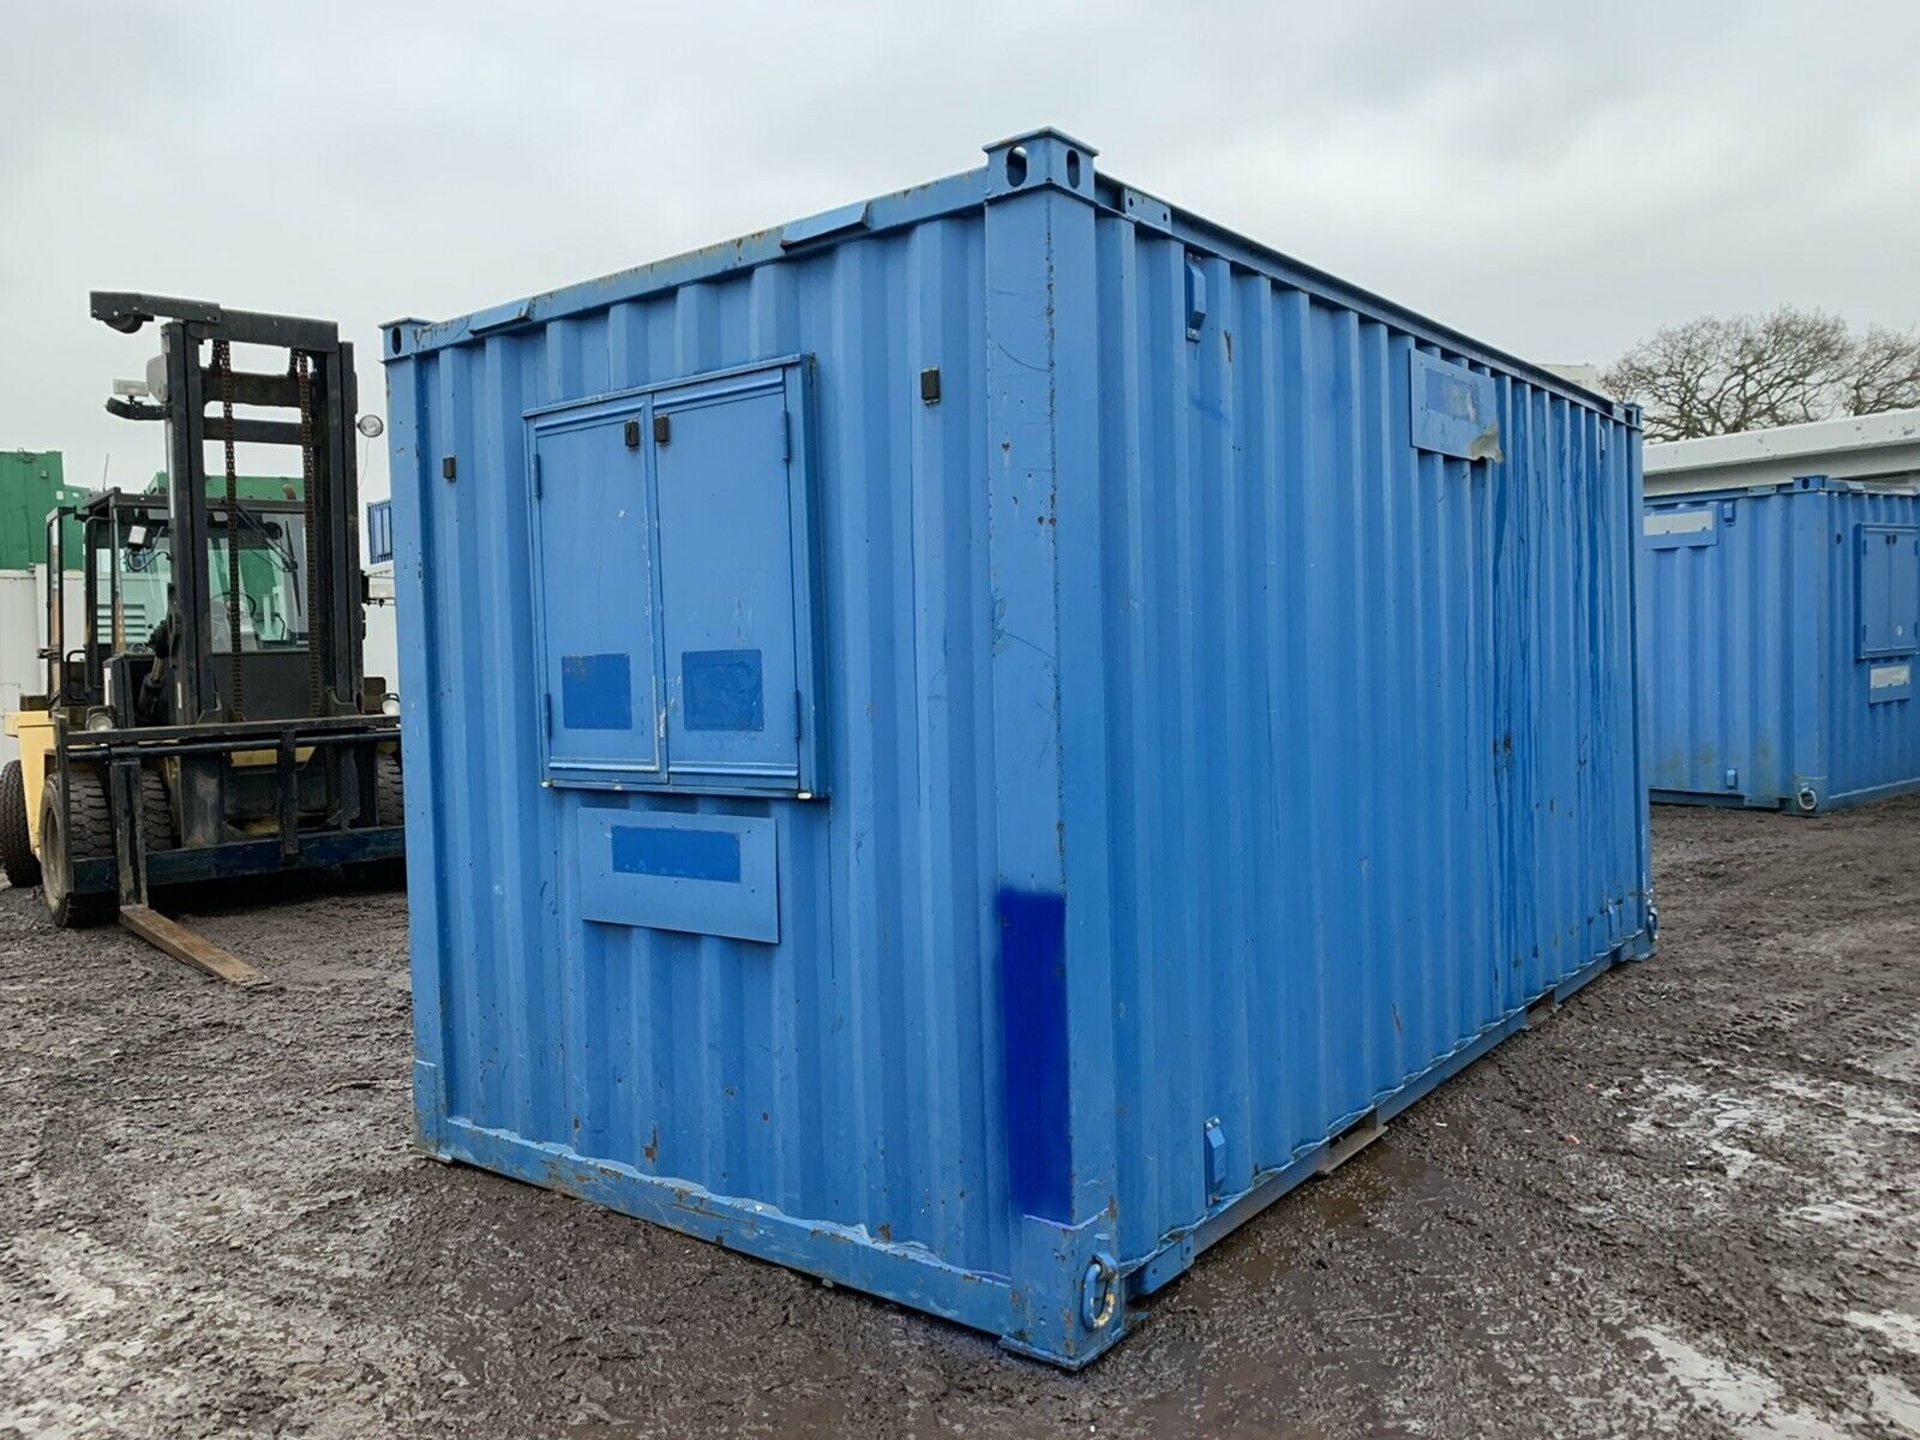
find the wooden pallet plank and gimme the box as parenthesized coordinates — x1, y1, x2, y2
(118, 904, 264, 987)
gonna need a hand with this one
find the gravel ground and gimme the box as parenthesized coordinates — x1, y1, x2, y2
(3, 800, 1918, 1439)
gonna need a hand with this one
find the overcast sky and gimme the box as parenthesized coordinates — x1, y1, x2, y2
(3, 1, 1916, 503)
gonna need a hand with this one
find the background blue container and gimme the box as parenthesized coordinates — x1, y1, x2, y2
(365, 498, 393, 565)
(1643, 475, 1920, 812)
(383, 129, 1654, 1366)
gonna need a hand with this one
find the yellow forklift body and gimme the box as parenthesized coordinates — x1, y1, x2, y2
(4, 710, 57, 853)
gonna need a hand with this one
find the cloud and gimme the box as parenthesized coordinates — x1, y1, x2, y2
(4, 0, 1916, 498)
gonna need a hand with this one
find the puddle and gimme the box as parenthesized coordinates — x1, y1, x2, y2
(1632, 1325, 1849, 1440)
(1307, 1142, 1461, 1229)
(1866, 1375, 1920, 1434)
(1792, 1200, 1887, 1227)
(1846, 1309, 1920, 1360)
(1135, 1142, 1480, 1435)
(1624, 1074, 1788, 1185)
(1868, 1043, 1920, 1086)
(1621, 1062, 1920, 1239)
(1185, 1140, 1472, 1299)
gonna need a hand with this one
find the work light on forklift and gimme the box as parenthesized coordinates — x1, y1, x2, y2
(84, 709, 115, 732)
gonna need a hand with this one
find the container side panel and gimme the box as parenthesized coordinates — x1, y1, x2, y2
(1824, 491, 1920, 804)
(1641, 490, 1811, 806)
(397, 217, 1012, 1278)
(0, 451, 84, 573)
(1073, 223, 1649, 1264)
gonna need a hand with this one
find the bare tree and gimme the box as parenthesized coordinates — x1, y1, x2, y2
(1602, 307, 1920, 442)
(1844, 325, 1920, 418)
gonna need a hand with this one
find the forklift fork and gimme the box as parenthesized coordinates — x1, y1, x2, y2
(107, 757, 263, 987)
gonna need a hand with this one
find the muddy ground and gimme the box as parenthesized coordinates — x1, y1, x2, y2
(3, 800, 1918, 1439)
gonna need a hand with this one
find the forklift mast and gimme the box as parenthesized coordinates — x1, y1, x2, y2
(89, 292, 364, 723)
(0, 292, 405, 977)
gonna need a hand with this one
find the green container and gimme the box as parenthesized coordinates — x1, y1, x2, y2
(148, 471, 303, 503)
(0, 451, 89, 572)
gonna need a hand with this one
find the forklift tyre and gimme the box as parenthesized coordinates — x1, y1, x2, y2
(139, 766, 175, 856)
(40, 769, 115, 929)
(0, 760, 40, 889)
(345, 753, 407, 890)
(375, 752, 404, 827)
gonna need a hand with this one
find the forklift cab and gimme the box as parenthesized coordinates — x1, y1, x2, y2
(54, 490, 327, 730)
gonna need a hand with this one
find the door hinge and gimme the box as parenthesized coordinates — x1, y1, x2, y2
(781, 410, 792, 462)
(793, 688, 803, 740)
(543, 693, 553, 737)
(532, 453, 542, 500)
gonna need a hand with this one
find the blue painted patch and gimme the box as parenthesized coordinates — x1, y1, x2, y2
(610, 825, 743, 884)
(561, 652, 633, 731)
(999, 887, 1071, 1223)
(682, 648, 764, 731)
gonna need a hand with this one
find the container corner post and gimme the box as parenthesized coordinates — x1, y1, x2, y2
(982, 128, 1099, 202)
(999, 1213, 1130, 1368)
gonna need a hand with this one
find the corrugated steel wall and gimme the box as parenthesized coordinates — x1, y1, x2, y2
(1822, 490, 1920, 804)
(0, 451, 85, 573)
(0, 452, 86, 755)
(390, 215, 1021, 1276)
(1643, 483, 1920, 811)
(1066, 223, 1647, 1265)
(145, 472, 303, 502)
(1642, 489, 1812, 804)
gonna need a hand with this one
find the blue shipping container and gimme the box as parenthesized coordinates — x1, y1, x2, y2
(1643, 475, 1920, 812)
(366, 498, 393, 565)
(383, 129, 1655, 1366)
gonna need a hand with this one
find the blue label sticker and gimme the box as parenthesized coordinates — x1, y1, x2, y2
(561, 652, 633, 731)
(682, 648, 765, 731)
(610, 825, 743, 884)
(1410, 350, 1502, 462)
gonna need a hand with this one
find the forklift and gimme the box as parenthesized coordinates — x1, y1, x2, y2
(0, 294, 404, 983)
